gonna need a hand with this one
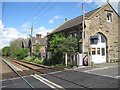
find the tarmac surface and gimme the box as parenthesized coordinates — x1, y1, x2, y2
(74, 63, 119, 79)
(1, 69, 119, 89)
(0, 57, 119, 89)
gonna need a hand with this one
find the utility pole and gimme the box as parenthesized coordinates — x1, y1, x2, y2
(30, 22, 33, 56)
(82, 3, 85, 63)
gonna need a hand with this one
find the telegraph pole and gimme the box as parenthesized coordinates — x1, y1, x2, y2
(30, 22, 33, 56)
(82, 3, 85, 62)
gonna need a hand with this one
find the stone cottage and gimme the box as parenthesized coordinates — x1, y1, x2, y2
(47, 2, 120, 64)
(22, 34, 47, 57)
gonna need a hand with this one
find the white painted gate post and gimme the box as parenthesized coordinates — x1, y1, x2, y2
(65, 53, 67, 66)
(77, 53, 79, 66)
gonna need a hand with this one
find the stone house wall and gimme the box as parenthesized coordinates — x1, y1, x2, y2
(84, 4, 119, 62)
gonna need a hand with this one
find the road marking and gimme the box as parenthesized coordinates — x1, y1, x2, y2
(84, 67, 109, 72)
(42, 71, 62, 75)
(32, 74, 65, 90)
(116, 76, 120, 78)
(84, 71, 118, 79)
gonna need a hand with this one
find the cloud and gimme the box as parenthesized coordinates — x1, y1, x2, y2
(49, 19, 54, 23)
(0, 20, 4, 31)
(0, 27, 27, 49)
(21, 22, 31, 28)
(54, 15, 60, 19)
(54, 15, 65, 19)
(33, 26, 53, 37)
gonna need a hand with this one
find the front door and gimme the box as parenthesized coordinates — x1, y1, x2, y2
(90, 33, 106, 64)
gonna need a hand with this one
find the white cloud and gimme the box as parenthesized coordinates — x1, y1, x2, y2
(54, 15, 65, 19)
(49, 19, 54, 23)
(21, 22, 31, 28)
(0, 27, 27, 49)
(0, 20, 4, 31)
(33, 26, 53, 37)
(54, 15, 60, 19)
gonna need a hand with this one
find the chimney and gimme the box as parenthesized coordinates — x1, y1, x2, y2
(36, 34, 42, 38)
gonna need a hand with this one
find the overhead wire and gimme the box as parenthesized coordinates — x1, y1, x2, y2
(32, 1, 51, 22)
(33, 2, 58, 23)
(23, 2, 41, 23)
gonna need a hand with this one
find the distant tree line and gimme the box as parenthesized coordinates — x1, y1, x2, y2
(2, 38, 29, 59)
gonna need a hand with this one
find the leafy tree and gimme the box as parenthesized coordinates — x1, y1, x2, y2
(34, 43, 42, 57)
(48, 33, 78, 65)
(49, 33, 78, 53)
(14, 47, 29, 59)
(2, 46, 10, 56)
(10, 38, 29, 59)
(10, 38, 23, 58)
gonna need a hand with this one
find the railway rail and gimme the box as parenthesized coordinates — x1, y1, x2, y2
(1, 57, 93, 90)
(1, 57, 35, 89)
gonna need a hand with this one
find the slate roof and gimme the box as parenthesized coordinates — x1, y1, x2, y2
(48, 6, 102, 35)
(23, 37, 47, 48)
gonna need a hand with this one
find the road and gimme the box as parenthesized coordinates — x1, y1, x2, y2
(1, 57, 119, 89)
(1, 70, 119, 89)
(75, 63, 119, 79)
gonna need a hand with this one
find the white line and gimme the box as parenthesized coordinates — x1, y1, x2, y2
(32, 75, 56, 89)
(32, 74, 65, 90)
(84, 71, 118, 79)
(84, 67, 109, 72)
(41, 71, 62, 76)
(116, 76, 120, 78)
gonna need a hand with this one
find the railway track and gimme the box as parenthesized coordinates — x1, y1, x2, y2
(1, 57, 93, 90)
(1, 57, 35, 89)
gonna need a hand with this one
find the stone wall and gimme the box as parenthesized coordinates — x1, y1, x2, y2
(84, 4, 119, 63)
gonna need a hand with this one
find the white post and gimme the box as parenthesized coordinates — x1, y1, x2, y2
(73, 54, 75, 65)
(65, 53, 67, 66)
(77, 53, 79, 66)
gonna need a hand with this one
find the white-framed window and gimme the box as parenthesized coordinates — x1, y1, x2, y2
(107, 13, 112, 22)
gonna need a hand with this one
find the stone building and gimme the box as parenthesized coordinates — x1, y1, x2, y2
(47, 3, 120, 64)
(22, 34, 47, 57)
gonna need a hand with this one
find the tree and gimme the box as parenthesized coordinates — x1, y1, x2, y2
(2, 46, 10, 56)
(10, 38, 29, 59)
(34, 43, 42, 57)
(10, 38, 23, 57)
(14, 47, 29, 59)
(49, 33, 78, 53)
(49, 33, 78, 64)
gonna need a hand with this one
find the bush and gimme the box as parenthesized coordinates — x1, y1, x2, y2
(11, 47, 29, 59)
(23, 56, 43, 64)
(2, 46, 10, 56)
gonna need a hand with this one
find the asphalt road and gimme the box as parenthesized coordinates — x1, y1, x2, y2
(1, 69, 119, 89)
(75, 63, 119, 79)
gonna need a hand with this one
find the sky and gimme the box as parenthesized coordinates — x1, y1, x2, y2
(0, 0, 119, 49)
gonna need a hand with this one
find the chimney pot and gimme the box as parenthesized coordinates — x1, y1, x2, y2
(36, 34, 42, 38)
